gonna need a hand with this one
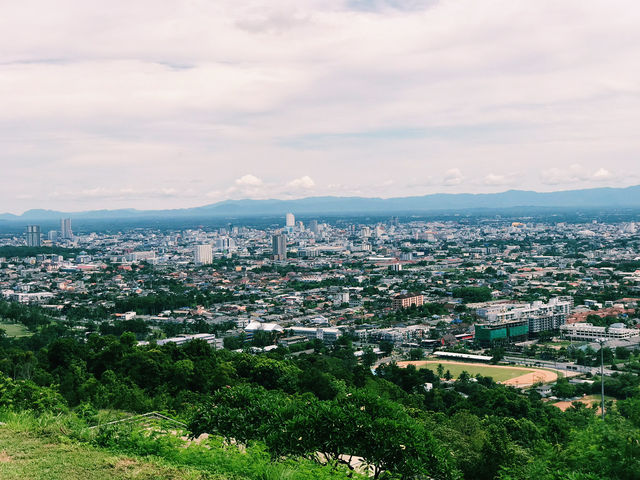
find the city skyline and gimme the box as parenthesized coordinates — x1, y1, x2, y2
(2, 1, 640, 212)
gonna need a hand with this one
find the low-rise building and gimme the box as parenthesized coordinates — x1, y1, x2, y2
(392, 293, 424, 309)
(475, 319, 529, 347)
(560, 323, 640, 341)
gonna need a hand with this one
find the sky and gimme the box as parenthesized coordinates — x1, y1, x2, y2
(2, 0, 640, 214)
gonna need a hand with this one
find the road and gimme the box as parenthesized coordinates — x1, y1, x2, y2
(504, 356, 616, 376)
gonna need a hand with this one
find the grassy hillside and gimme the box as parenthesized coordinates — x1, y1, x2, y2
(0, 411, 356, 480)
(0, 427, 206, 480)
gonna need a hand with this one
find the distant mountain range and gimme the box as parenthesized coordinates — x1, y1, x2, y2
(2, 185, 640, 221)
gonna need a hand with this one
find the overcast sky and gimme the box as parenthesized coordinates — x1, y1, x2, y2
(2, 0, 640, 213)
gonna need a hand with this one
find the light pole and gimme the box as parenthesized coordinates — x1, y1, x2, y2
(598, 338, 605, 420)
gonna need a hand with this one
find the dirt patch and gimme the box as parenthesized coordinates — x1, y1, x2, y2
(0, 450, 13, 463)
(553, 395, 610, 414)
(502, 369, 557, 386)
(398, 360, 534, 372)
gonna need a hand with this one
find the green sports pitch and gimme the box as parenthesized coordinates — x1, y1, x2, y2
(0, 323, 32, 338)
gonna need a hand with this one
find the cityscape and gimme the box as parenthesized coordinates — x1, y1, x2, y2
(3, 0, 640, 478)
(2, 207, 640, 478)
(7, 213, 640, 356)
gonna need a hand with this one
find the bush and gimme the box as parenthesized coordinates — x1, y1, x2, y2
(0, 373, 67, 413)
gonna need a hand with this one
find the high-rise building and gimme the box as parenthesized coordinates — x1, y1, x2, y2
(216, 237, 236, 251)
(194, 244, 213, 265)
(272, 234, 287, 261)
(48, 230, 58, 242)
(60, 218, 73, 239)
(309, 220, 319, 235)
(25, 225, 41, 247)
(285, 213, 295, 228)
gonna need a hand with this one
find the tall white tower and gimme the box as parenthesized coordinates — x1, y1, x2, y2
(285, 212, 295, 227)
(194, 244, 213, 265)
(60, 218, 73, 239)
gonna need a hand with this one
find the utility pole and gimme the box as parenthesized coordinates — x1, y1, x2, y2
(599, 338, 605, 420)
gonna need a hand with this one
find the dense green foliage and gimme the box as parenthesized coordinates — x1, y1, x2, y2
(1, 300, 640, 479)
(190, 385, 458, 479)
(452, 287, 493, 303)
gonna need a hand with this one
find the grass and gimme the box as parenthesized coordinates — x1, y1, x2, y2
(0, 410, 356, 480)
(0, 323, 31, 338)
(414, 361, 536, 382)
(0, 427, 208, 480)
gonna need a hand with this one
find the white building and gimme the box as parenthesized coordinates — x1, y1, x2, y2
(333, 292, 350, 306)
(125, 251, 156, 262)
(285, 212, 295, 227)
(215, 237, 236, 251)
(560, 323, 640, 341)
(138, 333, 222, 348)
(477, 297, 572, 334)
(194, 244, 213, 265)
(60, 218, 73, 239)
(289, 326, 342, 344)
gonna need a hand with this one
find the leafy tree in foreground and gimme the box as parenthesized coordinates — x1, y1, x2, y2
(189, 385, 460, 480)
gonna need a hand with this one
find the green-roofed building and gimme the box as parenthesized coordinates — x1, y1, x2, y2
(475, 319, 529, 347)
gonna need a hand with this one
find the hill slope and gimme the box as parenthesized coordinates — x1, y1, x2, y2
(0, 427, 206, 480)
(0, 411, 355, 480)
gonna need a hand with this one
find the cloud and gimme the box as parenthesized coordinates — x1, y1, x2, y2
(287, 175, 315, 189)
(592, 168, 613, 180)
(49, 187, 188, 201)
(1, 0, 640, 212)
(442, 168, 463, 186)
(541, 164, 617, 186)
(347, 0, 438, 13)
(483, 173, 513, 186)
(205, 190, 224, 199)
(235, 9, 312, 34)
(235, 174, 264, 187)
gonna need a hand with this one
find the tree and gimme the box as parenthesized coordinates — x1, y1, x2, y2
(189, 386, 461, 479)
(251, 330, 275, 348)
(223, 334, 245, 350)
(490, 346, 505, 364)
(452, 287, 492, 303)
(552, 378, 576, 399)
(616, 347, 631, 361)
(361, 347, 377, 367)
(409, 348, 424, 360)
(379, 340, 394, 356)
(564, 417, 640, 480)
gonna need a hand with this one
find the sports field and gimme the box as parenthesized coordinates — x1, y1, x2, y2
(396, 360, 557, 385)
(0, 323, 31, 338)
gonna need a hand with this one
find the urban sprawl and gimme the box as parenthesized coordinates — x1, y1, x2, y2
(4, 214, 640, 390)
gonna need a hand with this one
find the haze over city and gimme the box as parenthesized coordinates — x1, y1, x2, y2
(3, 0, 640, 213)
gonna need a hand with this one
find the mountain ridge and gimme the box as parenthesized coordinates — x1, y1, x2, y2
(2, 185, 640, 220)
